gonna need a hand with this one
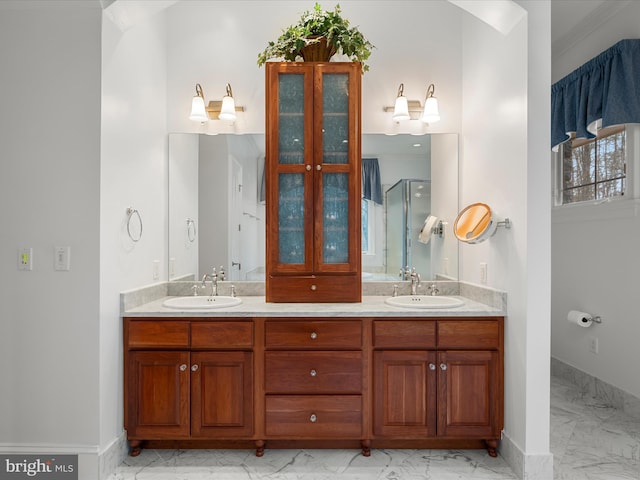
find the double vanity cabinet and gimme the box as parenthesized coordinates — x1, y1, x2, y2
(124, 308, 504, 457)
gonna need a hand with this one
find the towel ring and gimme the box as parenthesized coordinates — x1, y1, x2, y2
(126, 207, 143, 242)
(186, 218, 196, 243)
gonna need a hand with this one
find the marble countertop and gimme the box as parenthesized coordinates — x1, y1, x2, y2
(122, 294, 504, 318)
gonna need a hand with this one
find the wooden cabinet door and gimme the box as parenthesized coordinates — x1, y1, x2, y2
(311, 63, 361, 274)
(373, 350, 437, 437)
(437, 350, 500, 438)
(126, 351, 190, 439)
(191, 351, 253, 437)
(266, 62, 314, 275)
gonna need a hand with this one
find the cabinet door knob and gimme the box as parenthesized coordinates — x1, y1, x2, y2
(440, 363, 447, 371)
(191, 364, 199, 372)
(310, 413, 317, 423)
(316, 165, 322, 171)
(429, 363, 436, 370)
(310, 332, 318, 340)
(179, 364, 187, 372)
(310, 284, 317, 291)
(306, 164, 312, 171)
(310, 369, 317, 377)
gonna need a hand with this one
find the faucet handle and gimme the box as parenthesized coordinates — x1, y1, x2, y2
(219, 266, 225, 280)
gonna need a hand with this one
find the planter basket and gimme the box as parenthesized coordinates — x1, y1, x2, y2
(300, 37, 336, 62)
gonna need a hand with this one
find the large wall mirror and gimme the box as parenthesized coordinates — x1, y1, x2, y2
(168, 133, 459, 283)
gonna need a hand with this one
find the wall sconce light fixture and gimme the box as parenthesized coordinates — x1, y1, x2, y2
(189, 84, 208, 122)
(384, 82, 441, 124)
(392, 83, 410, 122)
(189, 83, 245, 122)
(421, 84, 440, 124)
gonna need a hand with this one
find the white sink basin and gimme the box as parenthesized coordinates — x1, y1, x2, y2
(162, 295, 242, 309)
(385, 295, 464, 309)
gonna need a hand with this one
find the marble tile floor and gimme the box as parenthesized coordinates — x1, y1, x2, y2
(113, 375, 640, 479)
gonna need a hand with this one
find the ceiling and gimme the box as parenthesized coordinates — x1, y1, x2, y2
(550, 0, 627, 55)
(551, 0, 606, 43)
(102, 0, 615, 55)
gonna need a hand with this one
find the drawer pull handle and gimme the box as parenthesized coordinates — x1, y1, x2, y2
(179, 364, 187, 372)
(429, 363, 436, 371)
(310, 414, 317, 423)
(310, 369, 317, 377)
(440, 363, 447, 371)
(191, 364, 199, 372)
(310, 332, 318, 340)
(310, 284, 317, 291)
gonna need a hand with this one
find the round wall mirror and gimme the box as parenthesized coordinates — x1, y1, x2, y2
(453, 202, 497, 244)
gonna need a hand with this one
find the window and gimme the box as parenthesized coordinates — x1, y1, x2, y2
(558, 126, 626, 205)
(361, 198, 375, 254)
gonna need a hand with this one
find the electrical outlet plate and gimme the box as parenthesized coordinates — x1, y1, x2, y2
(589, 336, 599, 354)
(480, 262, 488, 284)
(153, 259, 160, 280)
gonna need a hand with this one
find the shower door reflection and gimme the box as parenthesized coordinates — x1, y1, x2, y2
(385, 179, 431, 280)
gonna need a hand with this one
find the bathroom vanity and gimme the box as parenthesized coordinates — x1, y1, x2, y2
(122, 291, 504, 458)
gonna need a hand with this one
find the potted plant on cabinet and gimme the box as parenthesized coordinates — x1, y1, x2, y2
(257, 3, 374, 72)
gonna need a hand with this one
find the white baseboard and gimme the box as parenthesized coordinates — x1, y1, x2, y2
(99, 431, 128, 480)
(0, 432, 128, 480)
(500, 432, 554, 480)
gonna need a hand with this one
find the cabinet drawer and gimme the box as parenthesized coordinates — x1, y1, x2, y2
(191, 321, 253, 349)
(265, 351, 362, 394)
(265, 395, 362, 437)
(265, 320, 361, 349)
(127, 320, 189, 348)
(437, 320, 501, 349)
(373, 320, 436, 348)
(267, 275, 361, 303)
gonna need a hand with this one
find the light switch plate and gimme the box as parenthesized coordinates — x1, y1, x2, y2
(54, 246, 71, 271)
(18, 248, 33, 271)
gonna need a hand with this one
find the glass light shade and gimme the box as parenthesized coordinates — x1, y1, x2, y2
(421, 96, 440, 124)
(218, 95, 237, 121)
(189, 95, 208, 122)
(392, 95, 410, 122)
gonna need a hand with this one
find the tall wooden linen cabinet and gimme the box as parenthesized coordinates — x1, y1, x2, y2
(265, 62, 362, 302)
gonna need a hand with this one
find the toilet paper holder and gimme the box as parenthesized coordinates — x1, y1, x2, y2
(568, 310, 603, 327)
(576, 312, 603, 324)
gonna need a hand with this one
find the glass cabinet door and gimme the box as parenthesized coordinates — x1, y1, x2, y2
(313, 64, 360, 272)
(266, 64, 314, 273)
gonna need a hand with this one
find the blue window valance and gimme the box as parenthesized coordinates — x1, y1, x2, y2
(362, 158, 383, 205)
(551, 39, 640, 150)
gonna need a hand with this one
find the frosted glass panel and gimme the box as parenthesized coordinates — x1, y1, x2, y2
(322, 173, 349, 263)
(278, 174, 305, 264)
(322, 73, 349, 164)
(278, 74, 304, 165)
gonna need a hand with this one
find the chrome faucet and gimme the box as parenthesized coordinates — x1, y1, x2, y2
(410, 267, 421, 295)
(400, 266, 421, 295)
(201, 266, 225, 297)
